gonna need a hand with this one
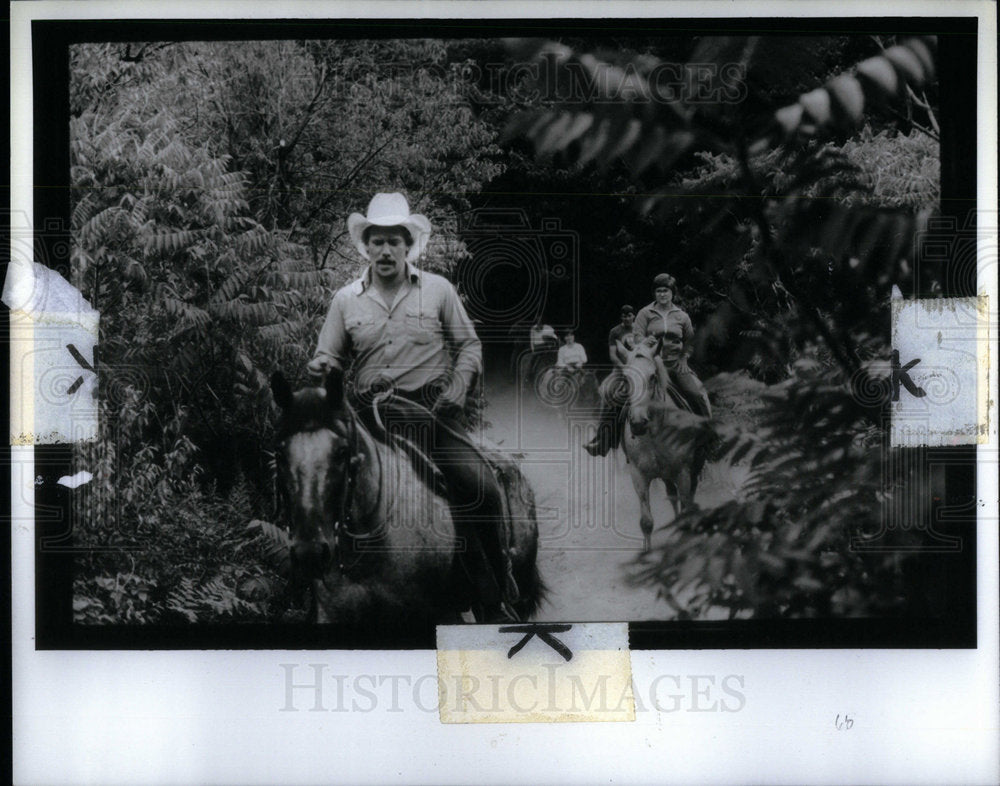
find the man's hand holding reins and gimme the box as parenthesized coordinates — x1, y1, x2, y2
(307, 356, 330, 386)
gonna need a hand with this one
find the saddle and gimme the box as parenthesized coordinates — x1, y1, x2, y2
(359, 393, 519, 544)
(359, 393, 522, 614)
(655, 356, 705, 416)
(359, 394, 449, 497)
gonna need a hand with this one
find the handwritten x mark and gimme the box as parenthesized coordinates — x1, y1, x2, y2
(499, 624, 574, 662)
(891, 350, 926, 402)
(66, 343, 97, 396)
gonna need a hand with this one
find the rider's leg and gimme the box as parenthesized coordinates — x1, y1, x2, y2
(670, 366, 712, 418)
(585, 370, 626, 456)
(365, 393, 516, 621)
(585, 399, 617, 456)
(429, 412, 519, 620)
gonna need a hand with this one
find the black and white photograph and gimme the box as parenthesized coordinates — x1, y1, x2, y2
(32, 18, 979, 644)
(9, 3, 998, 784)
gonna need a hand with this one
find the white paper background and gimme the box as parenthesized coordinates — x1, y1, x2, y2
(10, 1, 999, 783)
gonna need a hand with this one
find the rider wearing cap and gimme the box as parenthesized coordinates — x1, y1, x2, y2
(584, 305, 635, 456)
(308, 192, 519, 622)
(608, 305, 635, 365)
(632, 273, 711, 418)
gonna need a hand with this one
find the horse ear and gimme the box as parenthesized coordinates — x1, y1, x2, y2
(271, 372, 293, 410)
(324, 367, 344, 410)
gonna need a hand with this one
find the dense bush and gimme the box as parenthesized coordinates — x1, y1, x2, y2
(68, 34, 951, 622)
(507, 35, 948, 618)
(69, 40, 507, 623)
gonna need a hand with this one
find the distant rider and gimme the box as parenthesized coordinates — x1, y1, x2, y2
(529, 320, 558, 352)
(584, 305, 635, 456)
(632, 273, 711, 418)
(555, 331, 587, 371)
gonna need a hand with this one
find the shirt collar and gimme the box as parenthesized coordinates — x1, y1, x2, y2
(352, 263, 421, 294)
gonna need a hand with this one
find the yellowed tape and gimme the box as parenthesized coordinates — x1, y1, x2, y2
(436, 623, 634, 723)
(890, 296, 990, 447)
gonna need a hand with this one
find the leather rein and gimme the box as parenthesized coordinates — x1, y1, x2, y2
(324, 402, 381, 581)
(633, 345, 694, 414)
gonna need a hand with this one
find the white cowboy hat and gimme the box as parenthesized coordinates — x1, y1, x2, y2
(347, 192, 432, 263)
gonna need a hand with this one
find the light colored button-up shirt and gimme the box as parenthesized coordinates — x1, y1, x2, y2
(633, 302, 694, 357)
(556, 342, 588, 368)
(312, 264, 482, 392)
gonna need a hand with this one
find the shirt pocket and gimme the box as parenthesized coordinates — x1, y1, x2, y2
(345, 313, 378, 344)
(405, 306, 440, 344)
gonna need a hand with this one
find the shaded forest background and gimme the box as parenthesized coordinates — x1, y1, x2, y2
(65, 34, 958, 624)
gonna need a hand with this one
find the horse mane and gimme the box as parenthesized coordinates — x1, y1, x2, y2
(629, 340, 668, 403)
(629, 339, 691, 411)
(279, 387, 352, 439)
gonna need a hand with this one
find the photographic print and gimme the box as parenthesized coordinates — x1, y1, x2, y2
(9, 4, 997, 785)
(19, 16, 985, 649)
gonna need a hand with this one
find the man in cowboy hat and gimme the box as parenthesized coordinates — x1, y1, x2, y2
(308, 192, 519, 622)
(583, 305, 636, 456)
(632, 273, 711, 417)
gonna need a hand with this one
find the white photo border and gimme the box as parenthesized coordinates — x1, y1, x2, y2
(10, 2, 998, 784)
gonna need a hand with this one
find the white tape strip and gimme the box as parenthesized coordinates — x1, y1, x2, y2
(5, 260, 99, 445)
(890, 296, 989, 447)
(436, 622, 634, 723)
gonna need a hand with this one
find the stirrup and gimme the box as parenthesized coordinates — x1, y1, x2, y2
(475, 602, 520, 624)
(487, 601, 521, 624)
(500, 601, 521, 622)
(503, 568, 521, 605)
(584, 435, 608, 457)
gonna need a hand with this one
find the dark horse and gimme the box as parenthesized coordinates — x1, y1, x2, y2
(271, 369, 544, 635)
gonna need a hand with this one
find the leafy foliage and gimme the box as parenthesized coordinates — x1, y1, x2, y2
(507, 35, 947, 618)
(67, 34, 954, 624)
(68, 40, 506, 623)
(635, 363, 921, 618)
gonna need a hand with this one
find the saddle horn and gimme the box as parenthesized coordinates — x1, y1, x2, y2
(271, 371, 294, 410)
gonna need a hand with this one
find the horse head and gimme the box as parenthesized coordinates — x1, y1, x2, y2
(622, 336, 667, 436)
(271, 369, 354, 581)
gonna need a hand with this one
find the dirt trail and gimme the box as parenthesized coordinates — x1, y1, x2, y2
(482, 379, 742, 622)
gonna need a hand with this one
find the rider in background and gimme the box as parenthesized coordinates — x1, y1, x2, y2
(556, 330, 587, 371)
(632, 273, 711, 417)
(584, 305, 635, 456)
(608, 304, 635, 363)
(525, 319, 558, 383)
(529, 320, 558, 352)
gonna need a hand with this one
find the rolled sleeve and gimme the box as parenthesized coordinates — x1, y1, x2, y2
(312, 291, 350, 371)
(680, 312, 694, 356)
(439, 285, 482, 383)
